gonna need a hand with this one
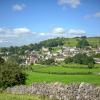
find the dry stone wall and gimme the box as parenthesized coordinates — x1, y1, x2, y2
(5, 82, 100, 100)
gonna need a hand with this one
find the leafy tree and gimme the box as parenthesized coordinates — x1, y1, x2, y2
(77, 38, 89, 48)
(94, 53, 100, 58)
(73, 53, 86, 64)
(40, 58, 55, 65)
(64, 57, 73, 64)
(0, 57, 5, 65)
(0, 60, 26, 88)
(88, 62, 94, 69)
(73, 53, 95, 65)
(40, 37, 64, 47)
(87, 56, 95, 64)
(88, 62, 94, 73)
(7, 55, 25, 64)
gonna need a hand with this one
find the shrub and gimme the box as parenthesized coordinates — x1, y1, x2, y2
(40, 58, 55, 65)
(94, 53, 100, 58)
(76, 38, 89, 48)
(0, 61, 26, 88)
(64, 57, 73, 64)
(0, 57, 5, 65)
(88, 62, 94, 69)
(73, 53, 95, 65)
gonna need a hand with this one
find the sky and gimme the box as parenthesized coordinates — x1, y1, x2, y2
(0, 0, 100, 47)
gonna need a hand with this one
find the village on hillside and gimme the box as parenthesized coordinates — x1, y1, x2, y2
(1, 44, 100, 65)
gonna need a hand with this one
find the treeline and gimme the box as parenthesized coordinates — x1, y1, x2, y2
(64, 53, 95, 69)
(0, 37, 100, 56)
(0, 37, 65, 55)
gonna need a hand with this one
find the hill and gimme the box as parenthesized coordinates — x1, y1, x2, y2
(0, 37, 100, 55)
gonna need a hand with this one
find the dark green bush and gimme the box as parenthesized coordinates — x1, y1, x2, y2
(0, 57, 5, 65)
(40, 58, 55, 65)
(64, 57, 73, 64)
(0, 61, 26, 88)
(64, 53, 95, 65)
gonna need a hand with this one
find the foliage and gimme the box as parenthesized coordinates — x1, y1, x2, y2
(40, 37, 64, 47)
(73, 53, 95, 65)
(40, 58, 55, 65)
(64, 53, 95, 65)
(88, 63, 94, 69)
(64, 57, 73, 64)
(0, 37, 100, 55)
(76, 38, 89, 48)
(0, 60, 26, 88)
(0, 57, 5, 65)
(94, 53, 100, 58)
(7, 55, 25, 64)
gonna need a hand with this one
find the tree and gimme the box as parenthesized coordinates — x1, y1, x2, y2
(40, 58, 55, 65)
(0, 60, 26, 88)
(77, 38, 89, 48)
(88, 62, 94, 73)
(0, 57, 5, 65)
(73, 53, 84, 64)
(7, 55, 25, 64)
(94, 53, 100, 58)
(88, 62, 94, 69)
(73, 53, 95, 65)
(64, 57, 73, 64)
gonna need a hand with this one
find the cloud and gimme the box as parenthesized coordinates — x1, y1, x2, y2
(39, 33, 46, 36)
(51, 27, 86, 36)
(84, 12, 100, 20)
(94, 12, 100, 17)
(52, 27, 65, 34)
(0, 27, 86, 39)
(13, 4, 26, 11)
(68, 29, 86, 36)
(84, 15, 92, 20)
(0, 39, 9, 43)
(0, 27, 87, 46)
(0, 27, 33, 38)
(58, 0, 81, 8)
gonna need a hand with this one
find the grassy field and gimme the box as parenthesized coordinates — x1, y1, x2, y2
(31, 64, 100, 74)
(63, 37, 100, 47)
(32, 66, 100, 74)
(25, 64, 100, 85)
(0, 93, 49, 100)
(26, 71, 100, 85)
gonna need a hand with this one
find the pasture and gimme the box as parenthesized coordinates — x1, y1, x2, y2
(25, 64, 100, 85)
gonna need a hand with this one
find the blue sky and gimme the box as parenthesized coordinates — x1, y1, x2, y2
(0, 0, 100, 47)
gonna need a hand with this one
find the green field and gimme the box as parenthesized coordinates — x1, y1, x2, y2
(64, 37, 100, 47)
(32, 65, 100, 74)
(0, 93, 49, 100)
(25, 64, 100, 85)
(26, 71, 100, 85)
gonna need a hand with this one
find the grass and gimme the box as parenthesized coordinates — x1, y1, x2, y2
(64, 38, 78, 46)
(0, 93, 49, 100)
(51, 37, 100, 48)
(33, 66, 100, 74)
(25, 64, 100, 85)
(52, 46, 62, 53)
(26, 71, 100, 85)
(87, 37, 100, 47)
(31, 64, 100, 74)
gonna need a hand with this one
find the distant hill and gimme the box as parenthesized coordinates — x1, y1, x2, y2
(0, 37, 100, 55)
(40, 37, 100, 47)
